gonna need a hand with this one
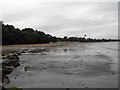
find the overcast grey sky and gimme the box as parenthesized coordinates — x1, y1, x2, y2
(1, 0, 119, 39)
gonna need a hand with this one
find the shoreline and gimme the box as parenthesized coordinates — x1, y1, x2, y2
(1, 42, 118, 88)
(2, 40, 120, 47)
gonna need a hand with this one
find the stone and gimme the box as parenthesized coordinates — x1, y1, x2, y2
(17, 52, 22, 55)
(2, 87, 7, 90)
(2, 67, 13, 75)
(24, 65, 31, 71)
(3, 60, 20, 68)
(2, 54, 19, 60)
(2, 75, 10, 84)
(21, 50, 26, 53)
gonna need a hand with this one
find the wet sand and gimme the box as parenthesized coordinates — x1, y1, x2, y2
(2, 42, 118, 88)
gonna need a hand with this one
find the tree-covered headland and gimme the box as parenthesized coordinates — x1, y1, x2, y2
(2, 24, 120, 45)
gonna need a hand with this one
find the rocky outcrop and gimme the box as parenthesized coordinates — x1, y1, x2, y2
(2, 75, 10, 85)
(2, 53, 21, 86)
(2, 67, 13, 75)
(2, 59, 20, 68)
(2, 54, 19, 60)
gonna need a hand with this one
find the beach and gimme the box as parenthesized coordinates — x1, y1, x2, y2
(2, 42, 118, 88)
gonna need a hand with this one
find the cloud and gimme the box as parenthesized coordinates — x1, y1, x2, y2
(1, 1, 118, 39)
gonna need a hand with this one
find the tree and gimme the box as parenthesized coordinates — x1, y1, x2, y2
(63, 36, 67, 41)
(2, 23, 119, 45)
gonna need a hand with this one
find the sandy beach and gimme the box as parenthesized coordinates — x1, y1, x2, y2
(2, 42, 118, 88)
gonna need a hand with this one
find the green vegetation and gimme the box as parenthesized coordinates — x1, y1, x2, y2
(2, 24, 57, 45)
(2, 24, 119, 45)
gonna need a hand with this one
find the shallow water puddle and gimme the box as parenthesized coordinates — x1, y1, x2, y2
(82, 61, 113, 76)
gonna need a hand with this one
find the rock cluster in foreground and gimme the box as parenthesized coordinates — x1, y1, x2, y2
(2, 52, 21, 86)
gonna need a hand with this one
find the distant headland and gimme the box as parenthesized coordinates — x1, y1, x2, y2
(2, 24, 120, 45)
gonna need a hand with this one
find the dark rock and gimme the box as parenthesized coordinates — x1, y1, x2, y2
(24, 65, 31, 71)
(2, 54, 5, 56)
(2, 86, 7, 90)
(2, 53, 21, 86)
(28, 49, 47, 53)
(2, 60, 20, 68)
(17, 52, 22, 55)
(2, 67, 13, 75)
(21, 50, 26, 53)
(13, 54, 20, 59)
(2, 56, 7, 59)
(2, 54, 19, 60)
(2, 75, 10, 84)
